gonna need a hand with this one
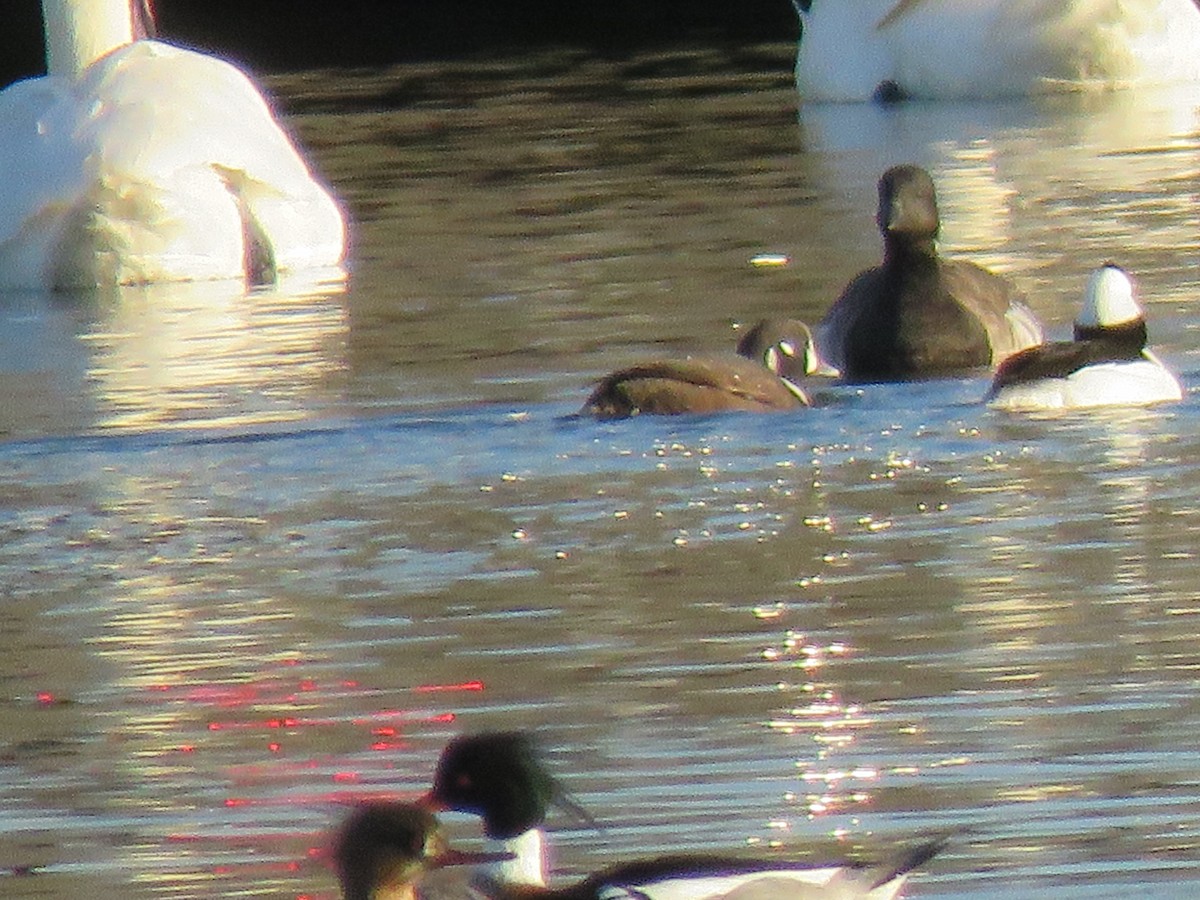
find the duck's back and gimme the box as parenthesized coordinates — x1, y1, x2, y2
(988, 342, 1182, 411)
(583, 357, 805, 418)
(819, 254, 1043, 382)
(940, 259, 1044, 360)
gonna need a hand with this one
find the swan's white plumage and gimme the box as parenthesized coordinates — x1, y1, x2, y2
(0, 3, 345, 290)
(796, 1, 1200, 102)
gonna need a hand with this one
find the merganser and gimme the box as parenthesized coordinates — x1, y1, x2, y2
(425, 732, 946, 900)
(793, 0, 1200, 102)
(332, 802, 516, 900)
(816, 164, 1043, 382)
(424, 731, 591, 888)
(987, 263, 1183, 411)
(581, 319, 831, 418)
(0, 0, 346, 290)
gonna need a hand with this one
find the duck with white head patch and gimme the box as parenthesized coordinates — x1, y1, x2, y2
(581, 319, 834, 418)
(793, 0, 1200, 102)
(424, 731, 947, 900)
(987, 264, 1183, 411)
(0, 0, 346, 290)
(816, 164, 1043, 382)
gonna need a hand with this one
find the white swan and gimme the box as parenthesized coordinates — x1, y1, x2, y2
(794, 0, 1200, 102)
(0, 0, 346, 290)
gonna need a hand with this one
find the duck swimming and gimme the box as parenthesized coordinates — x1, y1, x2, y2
(0, 0, 346, 290)
(735, 318, 840, 382)
(332, 802, 515, 900)
(582, 319, 831, 418)
(424, 731, 946, 900)
(793, 0, 1200, 102)
(987, 263, 1183, 411)
(817, 164, 1043, 382)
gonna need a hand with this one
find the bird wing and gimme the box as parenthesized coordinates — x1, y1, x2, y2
(815, 267, 886, 373)
(0, 75, 89, 252)
(591, 835, 946, 900)
(583, 357, 806, 417)
(79, 41, 345, 273)
(940, 260, 1044, 362)
(987, 337, 1154, 393)
(877, 0, 928, 30)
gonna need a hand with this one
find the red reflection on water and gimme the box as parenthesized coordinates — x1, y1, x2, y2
(415, 680, 484, 692)
(134, 666, 487, 896)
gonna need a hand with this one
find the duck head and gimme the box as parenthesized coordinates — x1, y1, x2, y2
(333, 803, 512, 900)
(736, 318, 839, 380)
(1073, 263, 1148, 351)
(425, 731, 593, 839)
(878, 164, 940, 247)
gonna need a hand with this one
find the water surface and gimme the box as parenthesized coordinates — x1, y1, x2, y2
(3, 44, 1200, 899)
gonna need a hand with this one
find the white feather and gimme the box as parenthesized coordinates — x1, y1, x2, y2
(599, 867, 912, 900)
(0, 0, 345, 289)
(795, 0, 1200, 101)
(988, 355, 1183, 411)
(1077, 265, 1142, 328)
(480, 828, 548, 888)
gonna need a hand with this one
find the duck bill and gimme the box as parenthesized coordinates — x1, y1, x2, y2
(431, 848, 516, 869)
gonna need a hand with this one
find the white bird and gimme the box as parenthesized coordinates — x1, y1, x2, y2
(0, 0, 346, 290)
(793, 0, 1200, 102)
(987, 263, 1183, 411)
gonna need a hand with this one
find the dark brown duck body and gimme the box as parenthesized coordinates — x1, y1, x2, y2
(582, 356, 807, 418)
(581, 319, 825, 418)
(819, 164, 1043, 382)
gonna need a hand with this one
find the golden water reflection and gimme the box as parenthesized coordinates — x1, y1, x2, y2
(6, 46, 1200, 900)
(87, 273, 349, 431)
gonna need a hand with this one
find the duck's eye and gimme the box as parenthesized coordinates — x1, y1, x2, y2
(456, 773, 472, 789)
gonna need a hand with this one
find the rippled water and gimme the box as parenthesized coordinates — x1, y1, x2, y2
(3, 43, 1200, 899)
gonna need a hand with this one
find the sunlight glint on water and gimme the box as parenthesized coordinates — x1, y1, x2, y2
(2, 45, 1200, 899)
